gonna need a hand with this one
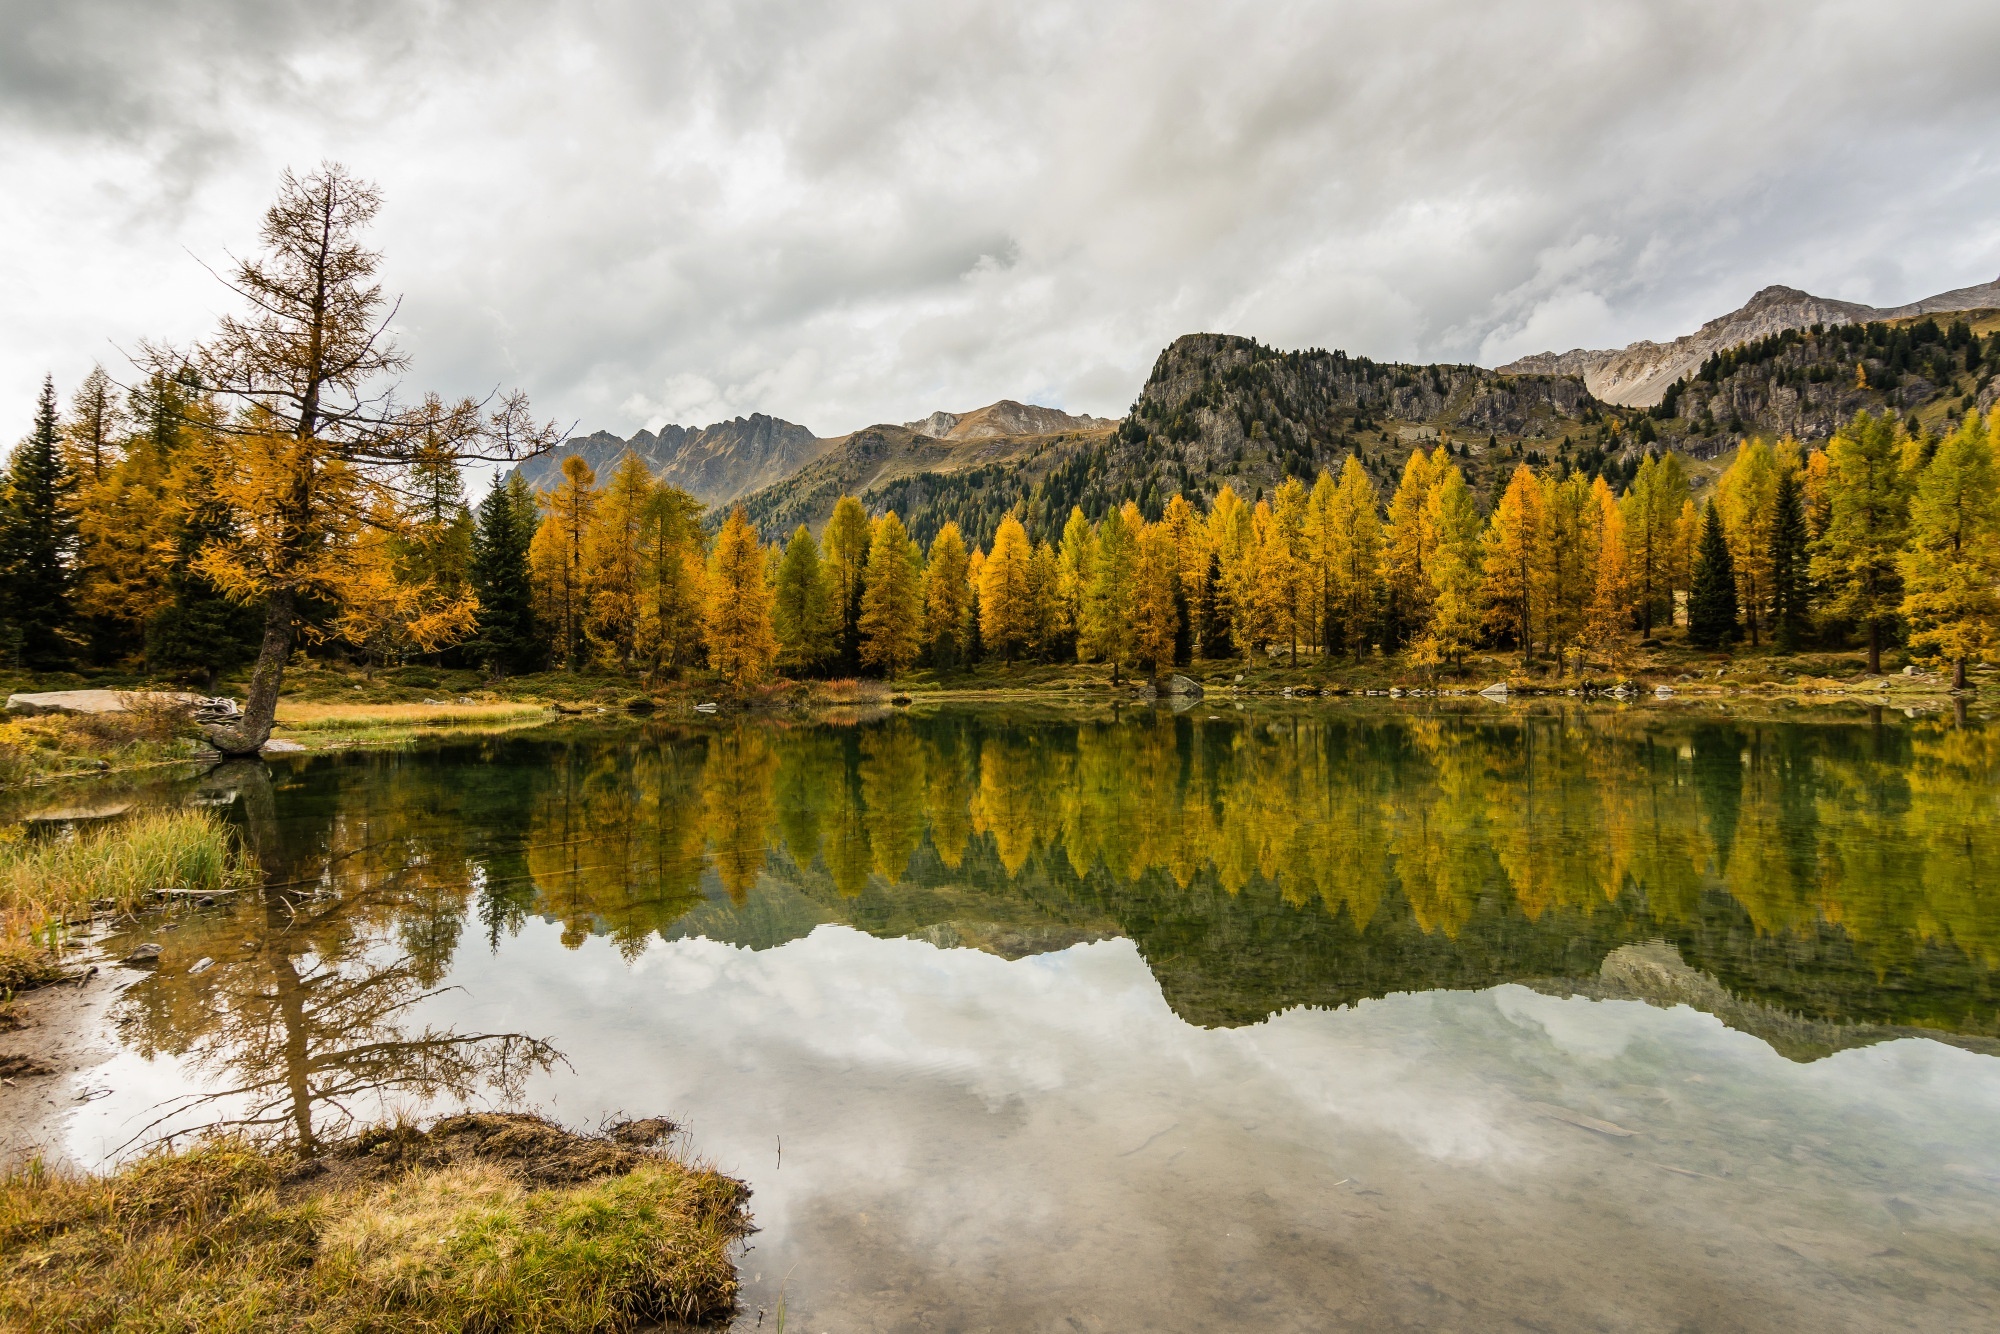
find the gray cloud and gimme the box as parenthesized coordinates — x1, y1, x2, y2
(4, 0, 1998, 440)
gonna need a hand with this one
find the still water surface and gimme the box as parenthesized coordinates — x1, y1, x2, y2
(48, 704, 2000, 1330)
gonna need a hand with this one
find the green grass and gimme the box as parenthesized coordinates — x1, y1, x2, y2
(0, 1116, 753, 1332)
(0, 808, 254, 984)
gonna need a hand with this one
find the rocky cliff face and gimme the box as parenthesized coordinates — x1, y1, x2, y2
(1500, 275, 2000, 408)
(903, 400, 1113, 441)
(511, 413, 828, 507)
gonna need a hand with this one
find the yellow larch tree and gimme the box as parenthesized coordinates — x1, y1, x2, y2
(1900, 408, 2000, 689)
(636, 484, 708, 676)
(1538, 473, 1599, 677)
(921, 521, 973, 667)
(1382, 448, 1439, 649)
(703, 507, 779, 687)
(859, 510, 924, 676)
(1716, 438, 1780, 645)
(1412, 462, 1484, 674)
(1483, 463, 1545, 666)
(529, 455, 599, 670)
(1329, 455, 1383, 660)
(1586, 476, 1634, 673)
(1132, 518, 1182, 679)
(979, 512, 1036, 659)
(583, 452, 655, 668)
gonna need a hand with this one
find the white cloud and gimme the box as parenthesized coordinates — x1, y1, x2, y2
(3, 0, 1998, 441)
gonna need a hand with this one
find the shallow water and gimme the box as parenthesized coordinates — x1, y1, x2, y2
(48, 703, 2000, 1330)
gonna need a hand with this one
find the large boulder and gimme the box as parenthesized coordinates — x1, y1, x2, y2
(5, 689, 202, 717)
(1165, 674, 1204, 699)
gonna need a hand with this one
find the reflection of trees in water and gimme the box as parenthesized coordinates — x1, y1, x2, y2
(118, 761, 562, 1153)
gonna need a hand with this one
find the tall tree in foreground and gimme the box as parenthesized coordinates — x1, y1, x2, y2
(529, 456, 599, 670)
(824, 496, 871, 668)
(1767, 468, 1811, 651)
(169, 164, 554, 753)
(1813, 411, 1909, 673)
(1411, 463, 1483, 674)
(1687, 500, 1740, 649)
(1483, 463, 1544, 667)
(859, 511, 922, 676)
(469, 473, 542, 676)
(1716, 439, 1779, 646)
(1900, 409, 2000, 689)
(1082, 507, 1137, 680)
(704, 508, 778, 687)
(980, 513, 1035, 660)
(0, 376, 77, 669)
(1131, 518, 1182, 679)
(1620, 451, 1689, 637)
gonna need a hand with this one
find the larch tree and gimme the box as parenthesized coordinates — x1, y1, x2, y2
(636, 483, 707, 677)
(166, 164, 553, 753)
(62, 365, 123, 487)
(1812, 411, 1910, 674)
(1619, 451, 1688, 637)
(1131, 518, 1182, 679)
(1483, 463, 1545, 667)
(1586, 476, 1634, 673)
(0, 376, 77, 670)
(1687, 499, 1740, 650)
(1028, 541, 1064, 659)
(1900, 408, 2000, 688)
(1055, 506, 1095, 653)
(824, 495, 872, 666)
(1328, 456, 1383, 660)
(583, 452, 656, 668)
(980, 513, 1036, 660)
(1382, 449, 1438, 650)
(921, 522, 973, 667)
(774, 524, 836, 672)
(859, 510, 923, 676)
(1083, 506, 1137, 680)
(529, 456, 599, 670)
(1415, 462, 1483, 674)
(1716, 438, 1779, 646)
(1538, 473, 1599, 677)
(1266, 477, 1311, 661)
(704, 507, 778, 687)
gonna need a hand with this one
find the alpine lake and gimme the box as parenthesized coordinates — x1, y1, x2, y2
(25, 697, 2000, 1332)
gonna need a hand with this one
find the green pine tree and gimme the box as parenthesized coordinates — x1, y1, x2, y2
(1768, 468, 1811, 651)
(1, 376, 78, 669)
(773, 524, 835, 672)
(469, 472, 542, 675)
(1687, 499, 1739, 649)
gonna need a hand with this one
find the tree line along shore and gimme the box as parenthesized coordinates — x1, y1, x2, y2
(0, 163, 1994, 761)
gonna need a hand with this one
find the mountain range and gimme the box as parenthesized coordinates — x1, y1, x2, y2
(513, 270, 2000, 548)
(1499, 274, 2000, 407)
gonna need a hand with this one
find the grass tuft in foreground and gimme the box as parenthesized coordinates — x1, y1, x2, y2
(0, 1112, 752, 1332)
(0, 807, 254, 987)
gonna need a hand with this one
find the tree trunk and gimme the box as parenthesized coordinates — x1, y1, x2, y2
(1954, 657, 1967, 691)
(1866, 621, 1881, 675)
(204, 590, 295, 756)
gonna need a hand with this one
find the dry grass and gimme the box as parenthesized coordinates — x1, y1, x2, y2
(0, 697, 204, 788)
(0, 808, 253, 983)
(0, 1114, 752, 1333)
(275, 701, 550, 732)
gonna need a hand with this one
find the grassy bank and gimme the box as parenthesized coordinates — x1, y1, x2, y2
(0, 807, 252, 991)
(0, 697, 208, 789)
(0, 1113, 752, 1332)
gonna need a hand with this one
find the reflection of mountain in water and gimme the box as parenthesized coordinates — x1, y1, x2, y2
(141, 706, 2000, 1064)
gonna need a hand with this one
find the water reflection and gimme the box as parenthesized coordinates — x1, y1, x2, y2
(100, 705, 2000, 1070)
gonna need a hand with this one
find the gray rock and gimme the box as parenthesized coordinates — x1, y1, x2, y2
(1478, 682, 1509, 699)
(1166, 674, 1204, 698)
(260, 738, 306, 753)
(188, 957, 214, 975)
(122, 943, 162, 967)
(6, 689, 203, 717)
(694, 702, 720, 714)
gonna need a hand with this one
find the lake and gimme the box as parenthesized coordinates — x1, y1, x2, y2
(54, 702, 2000, 1331)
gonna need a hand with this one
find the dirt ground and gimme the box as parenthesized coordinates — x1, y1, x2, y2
(0, 937, 130, 1171)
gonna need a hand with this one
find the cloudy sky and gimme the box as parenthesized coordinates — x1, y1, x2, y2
(5, 0, 1998, 442)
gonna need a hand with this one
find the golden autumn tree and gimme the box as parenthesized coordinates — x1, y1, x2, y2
(1483, 463, 1545, 667)
(1900, 408, 2000, 688)
(1716, 438, 1780, 646)
(1328, 455, 1383, 659)
(1412, 462, 1484, 674)
(921, 522, 973, 666)
(1618, 450, 1689, 637)
(859, 510, 923, 676)
(636, 483, 708, 676)
(823, 495, 872, 662)
(773, 524, 834, 672)
(1538, 473, 1599, 677)
(1586, 475, 1634, 672)
(980, 513, 1036, 660)
(582, 452, 655, 668)
(1132, 518, 1182, 679)
(1055, 505, 1096, 652)
(529, 455, 598, 670)
(1814, 411, 1911, 674)
(1083, 505, 1138, 679)
(164, 165, 553, 752)
(703, 507, 779, 686)
(1382, 448, 1439, 648)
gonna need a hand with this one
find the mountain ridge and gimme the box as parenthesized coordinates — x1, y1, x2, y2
(1500, 274, 2000, 407)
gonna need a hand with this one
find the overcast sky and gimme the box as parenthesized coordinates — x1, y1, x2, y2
(5, 0, 1998, 442)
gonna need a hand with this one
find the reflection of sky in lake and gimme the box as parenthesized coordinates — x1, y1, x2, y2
(78, 913, 2000, 1331)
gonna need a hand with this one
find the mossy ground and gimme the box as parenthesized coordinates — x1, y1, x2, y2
(0, 1112, 752, 1333)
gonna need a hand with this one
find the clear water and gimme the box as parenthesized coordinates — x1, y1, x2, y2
(43, 703, 2000, 1330)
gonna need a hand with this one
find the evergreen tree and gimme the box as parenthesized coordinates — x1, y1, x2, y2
(1687, 500, 1740, 649)
(0, 376, 77, 669)
(469, 473, 542, 675)
(920, 523, 973, 668)
(823, 495, 871, 668)
(1768, 468, 1811, 651)
(703, 507, 778, 687)
(1900, 409, 2000, 689)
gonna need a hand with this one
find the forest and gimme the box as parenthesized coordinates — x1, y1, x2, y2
(1, 165, 1996, 708)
